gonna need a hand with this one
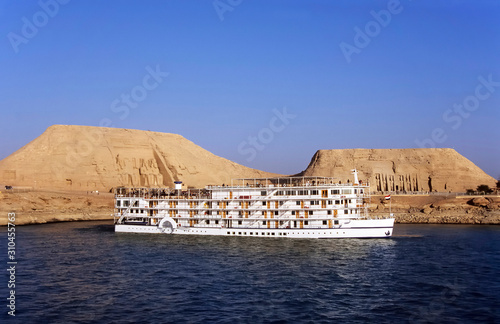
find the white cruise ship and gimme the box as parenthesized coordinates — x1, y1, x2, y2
(114, 171, 394, 238)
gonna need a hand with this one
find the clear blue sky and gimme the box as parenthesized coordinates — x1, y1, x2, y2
(1, 0, 499, 178)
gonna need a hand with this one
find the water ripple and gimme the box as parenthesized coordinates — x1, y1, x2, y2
(1, 222, 499, 323)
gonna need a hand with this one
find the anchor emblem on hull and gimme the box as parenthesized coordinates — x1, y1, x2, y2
(385, 231, 390, 236)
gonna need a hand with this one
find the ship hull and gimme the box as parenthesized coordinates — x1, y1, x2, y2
(115, 218, 395, 239)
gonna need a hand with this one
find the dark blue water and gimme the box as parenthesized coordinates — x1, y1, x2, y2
(1, 222, 499, 323)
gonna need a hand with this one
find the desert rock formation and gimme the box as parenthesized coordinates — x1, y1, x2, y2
(370, 194, 500, 225)
(0, 125, 279, 191)
(300, 149, 496, 193)
(1, 127, 496, 194)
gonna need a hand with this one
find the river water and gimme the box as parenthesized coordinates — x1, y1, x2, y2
(1, 221, 499, 323)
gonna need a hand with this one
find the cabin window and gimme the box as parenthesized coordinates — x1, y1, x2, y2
(335, 200, 340, 205)
(215, 220, 219, 225)
(310, 211, 313, 215)
(292, 211, 295, 215)
(334, 220, 339, 225)
(124, 200, 130, 207)
(344, 210, 348, 214)
(311, 190, 318, 195)
(117, 200, 121, 207)
(342, 189, 352, 194)
(323, 220, 327, 225)
(261, 191, 266, 196)
(274, 211, 278, 215)
(261, 211, 265, 215)
(238, 221, 242, 225)
(206, 220, 210, 224)
(263, 221, 267, 225)
(296, 201, 300, 205)
(304, 221, 309, 225)
(328, 200, 332, 205)
(294, 221, 297, 227)
(262, 201, 266, 206)
(327, 210, 332, 215)
(331, 189, 340, 195)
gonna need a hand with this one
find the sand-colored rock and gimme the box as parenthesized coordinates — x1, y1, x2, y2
(370, 194, 500, 224)
(299, 148, 496, 193)
(0, 125, 280, 192)
(0, 189, 113, 226)
(469, 197, 490, 207)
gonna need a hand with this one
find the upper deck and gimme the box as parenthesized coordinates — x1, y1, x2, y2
(114, 175, 369, 200)
(214, 176, 367, 189)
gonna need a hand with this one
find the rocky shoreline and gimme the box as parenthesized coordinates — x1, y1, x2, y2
(0, 190, 114, 226)
(1, 190, 499, 226)
(371, 195, 500, 225)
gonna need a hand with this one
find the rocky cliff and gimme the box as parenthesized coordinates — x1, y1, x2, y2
(0, 125, 279, 191)
(300, 148, 496, 193)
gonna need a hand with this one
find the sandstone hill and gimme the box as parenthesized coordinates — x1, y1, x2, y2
(0, 125, 279, 192)
(1, 126, 496, 194)
(1, 127, 498, 226)
(299, 148, 496, 193)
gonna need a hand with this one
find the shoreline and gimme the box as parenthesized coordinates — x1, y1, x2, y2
(1, 190, 499, 226)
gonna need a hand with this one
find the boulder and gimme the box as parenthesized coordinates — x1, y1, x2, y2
(469, 197, 490, 207)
